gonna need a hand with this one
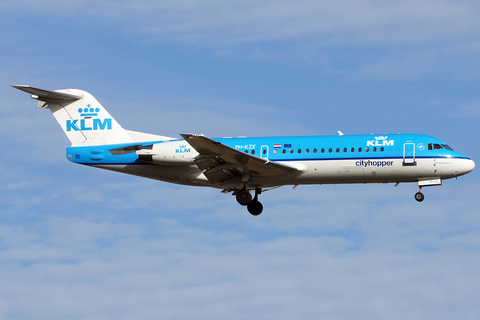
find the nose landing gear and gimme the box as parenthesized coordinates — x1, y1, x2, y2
(235, 187, 263, 215)
(414, 187, 425, 202)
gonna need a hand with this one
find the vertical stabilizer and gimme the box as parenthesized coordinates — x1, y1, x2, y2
(12, 85, 134, 146)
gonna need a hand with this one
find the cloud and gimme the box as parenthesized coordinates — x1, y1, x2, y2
(3, 0, 480, 46)
(3, 1, 480, 58)
(425, 97, 480, 119)
(3, 0, 480, 81)
(449, 99, 480, 118)
(108, 96, 311, 138)
(0, 212, 479, 319)
(356, 51, 440, 80)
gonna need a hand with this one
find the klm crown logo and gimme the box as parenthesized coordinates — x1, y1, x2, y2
(78, 104, 100, 117)
(176, 144, 191, 154)
(66, 104, 112, 132)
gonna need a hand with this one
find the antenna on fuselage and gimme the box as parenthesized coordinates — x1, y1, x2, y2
(337, 131, 344, 136)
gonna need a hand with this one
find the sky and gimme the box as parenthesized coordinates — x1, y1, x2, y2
(1, 0, 480, 319)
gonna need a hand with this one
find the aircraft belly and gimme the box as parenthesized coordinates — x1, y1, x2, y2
(292, 159, 420, 185)
(209, 171, 304, 189)
(284, 157, 456, 186)
(92, 164, 209, 187)
(90, 157, 458, 189)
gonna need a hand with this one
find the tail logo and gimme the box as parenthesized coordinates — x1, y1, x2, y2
(66, 104, 112, 132)
(78, 104, 100, 117)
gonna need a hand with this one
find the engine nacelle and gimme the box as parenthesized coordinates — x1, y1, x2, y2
(136, 140, 197, 165)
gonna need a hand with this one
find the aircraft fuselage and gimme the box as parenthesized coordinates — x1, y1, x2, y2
(66, 133, 474, 189)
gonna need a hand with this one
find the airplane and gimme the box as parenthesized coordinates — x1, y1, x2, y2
(12, 85, 475, 216)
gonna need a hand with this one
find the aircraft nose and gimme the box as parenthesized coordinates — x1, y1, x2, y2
(458, 159, 475, 176)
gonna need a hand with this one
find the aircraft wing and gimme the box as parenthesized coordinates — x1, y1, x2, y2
(11, 85, 82, 103)
(181, 134, 300, 184)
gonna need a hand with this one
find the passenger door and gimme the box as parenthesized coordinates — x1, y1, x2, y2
(403, 143, 416, 164)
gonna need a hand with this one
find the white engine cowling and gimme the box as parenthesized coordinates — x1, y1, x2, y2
(136, 141, 197, 165)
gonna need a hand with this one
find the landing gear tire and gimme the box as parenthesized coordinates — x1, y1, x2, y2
(247, 199, 263, 216)
(414, 192, 424, 202)
(236, 189, 252, 206)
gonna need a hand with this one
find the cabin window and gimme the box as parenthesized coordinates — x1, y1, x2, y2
(298, 149, 301, 154)
(373, 147, 377, 152)
(328, 148, 332, 153)
(282, 149, 286, 154)
(273, 149, 277, 154)
(245, 150, 248, 153)
(290, 149, 294, 154)
(263, 149, 267, 155)
(306, 148, 310, 154)
(380, 147, 384, 152)
(313, 148, 317, 153)
(336, 148, 340, 153)
(321, 148, 325, 153)
(251, 150, 255, 155)
(351, 147, 355, 152)
(365, 147, 370, 152)
(358, 147, 362, 152)
(343, 148, 347, 152)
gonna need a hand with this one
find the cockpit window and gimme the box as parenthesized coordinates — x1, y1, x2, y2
(441, 144, 453, 151)
(428, 143, 444, 150)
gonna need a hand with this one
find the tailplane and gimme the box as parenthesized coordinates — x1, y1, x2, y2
(12, 85, 172, 146)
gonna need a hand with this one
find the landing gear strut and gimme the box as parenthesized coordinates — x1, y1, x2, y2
(235, 187, 263, 215)
(414, 187, 425, 202)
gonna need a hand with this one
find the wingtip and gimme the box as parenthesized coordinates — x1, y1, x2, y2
(180, 133, 205, 139)
(11, 85, 32, 91)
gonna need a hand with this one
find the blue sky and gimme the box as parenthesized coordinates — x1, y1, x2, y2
(1, 1, 480, 319)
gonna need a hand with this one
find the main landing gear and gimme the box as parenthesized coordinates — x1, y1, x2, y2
(236, 188, 263, 216)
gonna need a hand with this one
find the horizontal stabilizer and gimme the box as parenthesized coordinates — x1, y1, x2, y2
(11, 85, 82, 103)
